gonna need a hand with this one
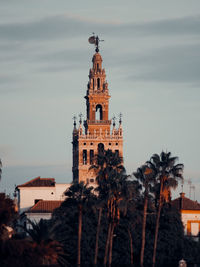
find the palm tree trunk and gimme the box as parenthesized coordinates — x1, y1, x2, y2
(108, 224, 115, 267)
(94, 207, 102, 266)
(152, 181, 163, 267)
(140, 194, 148, 267)
(77, 205, 82, 267)
(128, 229, 133, 266)
(104, 222, 112, 266)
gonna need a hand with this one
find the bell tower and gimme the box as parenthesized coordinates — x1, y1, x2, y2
(72, 35, 123, 184)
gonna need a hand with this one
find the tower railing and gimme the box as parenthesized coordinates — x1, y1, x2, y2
(78, 134, 123, 140)
(87, 120, 111, 125)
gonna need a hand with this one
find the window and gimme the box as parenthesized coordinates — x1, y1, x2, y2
(116, 143, 118, 146)
(98, 143, 104, 154)
(109, 142, 111, 145)
(96, 104, 103, 120)
(97, 78, 100, 89)
(84, 142, 86, 145)
(83, 150, 87, 165)
(90, 150, 94, 164)
(90, 142, 93, 145)
(115, 150, 119, 157)
(90, 178, 94, 183)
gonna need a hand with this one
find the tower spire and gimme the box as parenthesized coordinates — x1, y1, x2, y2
(72, 39, 123, 184)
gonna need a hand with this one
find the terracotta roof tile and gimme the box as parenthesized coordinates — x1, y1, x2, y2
(27, 200, 62, 213)
(172, 193, 200, 210)
(17, 177, 55, 187)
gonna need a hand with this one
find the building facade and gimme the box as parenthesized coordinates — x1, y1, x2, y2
(16, 176, 69, 214)
(172, 192, 200, 237)
(72, 40, 123, 184)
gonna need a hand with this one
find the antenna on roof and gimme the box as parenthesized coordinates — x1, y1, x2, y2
(188, 179, 192, 198)
(181, 179, 184, 193)
(88, 33, 104, 52)
(191, 185, 195, 200)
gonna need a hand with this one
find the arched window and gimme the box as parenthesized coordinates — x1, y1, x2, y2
(97, 78, 100, 89)
(96, 104, 103, 120)
(98, 143, 104, 154)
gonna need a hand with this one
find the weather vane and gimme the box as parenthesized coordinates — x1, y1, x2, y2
(88, 33, 104, 52)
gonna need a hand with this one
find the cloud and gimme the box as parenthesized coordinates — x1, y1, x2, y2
(35, 48, 89, 72)
(126, 43, 200, 83)
(0, 15, 101, 42)
(0, 14, 200, 43)
(118, 15, 200, 37)
(0, 74, 20, 85)
(1, 14, 200, 90)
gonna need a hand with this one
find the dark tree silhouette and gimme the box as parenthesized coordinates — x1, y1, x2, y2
(90, 149, 124, 266)
(22, 218, 67, 266)
(65, 182, 95, 267)
(133, 165, 155, 267)
(146, 152, 184, 267)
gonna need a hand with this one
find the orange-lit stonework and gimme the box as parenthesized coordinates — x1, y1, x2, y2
(172, 193, 200, 236)
(72, 49, 123, 184)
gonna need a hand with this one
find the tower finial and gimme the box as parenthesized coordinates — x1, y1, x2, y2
(79, 113, 83, 125)
(73, 115, 77, 129)
(119, 112, 122, 125)
(112, 115, 116, 127)
(88, 33, 104, 52)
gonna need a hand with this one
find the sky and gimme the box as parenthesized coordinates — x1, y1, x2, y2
(0, 0, 200, 201)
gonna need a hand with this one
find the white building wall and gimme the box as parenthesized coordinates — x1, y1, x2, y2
(181, 212, 200, 235)
(18, 183, 70, 213)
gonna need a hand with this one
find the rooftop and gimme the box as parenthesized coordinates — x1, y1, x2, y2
(172, 192, 200, 210)
(26, 200, 62, 213)
(17, 176, 55, 187)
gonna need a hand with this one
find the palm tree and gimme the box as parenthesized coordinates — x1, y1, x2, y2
(65, 182, 95, 267)
(107, 171, 128, 267)
(146, 152, 184, 267)
(90, 149, 124, 266)
(133, 165, 155, 267)
(92, 149, 124, 185)
(22, 218, 67, 266)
